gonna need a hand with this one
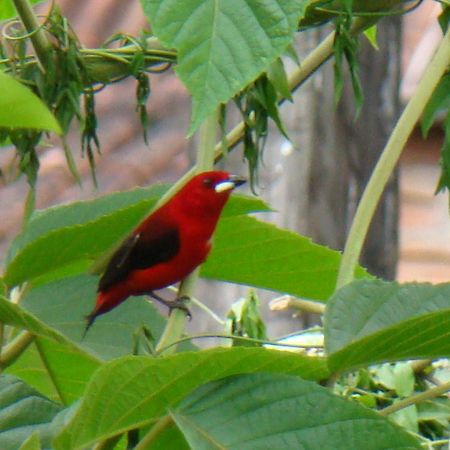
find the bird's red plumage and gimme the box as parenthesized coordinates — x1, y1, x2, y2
(86, 171, 245, 330)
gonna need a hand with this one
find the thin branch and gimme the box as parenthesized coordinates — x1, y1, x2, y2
(0, 331, 35, 370)
(156, 332, 324, 356)
(11, 0, 52, 68)
(379, 381, 450, 416)
(270, 296, 326, 315)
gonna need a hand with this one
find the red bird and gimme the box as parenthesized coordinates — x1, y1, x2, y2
(85, 171, 246, 332)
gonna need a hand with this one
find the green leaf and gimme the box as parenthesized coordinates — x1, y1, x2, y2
(7, 337, 100, 405)
(20, 274, 170, 360)
(435, 111, 450, 193)
(391, 406, 418, 435)
(363, 25, 378, 50)
(0, 72, 61, 133)
(0, 295, 83, 350)
(140, 422, 189, 450)
(0, 374, 62, 450)
(4, 341, 60, 402)
(54, 347, 328, 449)
(18, 432, 41, 450)
(417, 398, 450, 422)
(325, 280, 450, 372)
(374, 363, 415, 398)
(438, 5, 450, 33)
(5, 185, 167, 268)
(420, 74, 450, 138)
(202, 215, 369, 301)
(5, 186, 267, 287)
(267, 57, 292, 101)
(172, 373, 421, 450)
(0, 0, 45, 20)
(141, 0, 306, 133)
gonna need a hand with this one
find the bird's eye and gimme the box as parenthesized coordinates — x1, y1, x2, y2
(203, 178, 214, 188)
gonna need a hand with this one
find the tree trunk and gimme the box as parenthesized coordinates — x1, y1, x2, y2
(308, 19, 402, 279)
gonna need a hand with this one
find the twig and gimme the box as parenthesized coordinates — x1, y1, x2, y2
(11, 0, 52, 68)
(379, 381, 450, 416)
(0, 331, 35, 370)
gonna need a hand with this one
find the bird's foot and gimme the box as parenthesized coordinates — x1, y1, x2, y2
(169, 296, 192, 320)
(148, 292, 192, 320)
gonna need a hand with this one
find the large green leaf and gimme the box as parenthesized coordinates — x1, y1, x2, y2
(421, 73, 450, 137)
(20, 274, 170, 360)
(18, 433, 41, 450)
(4, 188, 268, 287)
(0, 375, 62, 450)
(54, 347, 328, 449)
(4, 341, 59, 402)
(6, 337, 100, 405)
(0, 72, 61, 133)
(202, 215, 369, 300)
(172, 373, 421, 450)
(0, 273, 169, 363)
(4, 186, 166, 285)
(325, 280, 450, 372)
(141, 0, 306, 132)
(0, 295, 82, 350)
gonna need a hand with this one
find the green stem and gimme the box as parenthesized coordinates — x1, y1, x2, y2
(155, 110, 219, 354)
(156, 332, 323, 356)
(11, 0, 52, 68)
(134, 415, 173, 450)
(0, 331, 35, 370)
(379, 381, 450, 416)
(270, 297, 326, 315)
(336, 27, 450, 289)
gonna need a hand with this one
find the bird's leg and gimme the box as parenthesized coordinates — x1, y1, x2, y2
(148, 291, 192, 319)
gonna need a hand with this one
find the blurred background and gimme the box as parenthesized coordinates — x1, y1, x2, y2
(0, 1, 448, 336)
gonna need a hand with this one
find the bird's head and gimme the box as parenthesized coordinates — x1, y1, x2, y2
(174, 171, 247, 217)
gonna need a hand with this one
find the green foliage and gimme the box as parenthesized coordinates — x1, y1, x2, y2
(53, 347, 328, 449)
(0, 0, 45, 20)
(421, 73, 450, 193)
(325, 280, 450, 371)
(226, 289, 267, 346)
(4, 185, 365, 302)
(141, 0, 307, 134)
(20, 275, 170, 360)
(333, 11, 364, 113)
(18, 433, 41, 450)
(0, 375, 62, 450)
(438, 4, 450, 33)
(235, 70, 291, 190)
(0, 72, 61, 133)
(1, 1, 449, 449)
(5, 337, 99, 404)
(203, 215, 369, 301)
(172, 373, 421, 450)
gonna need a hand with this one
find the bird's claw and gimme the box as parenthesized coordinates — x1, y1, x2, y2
(169, 296, 192, 320)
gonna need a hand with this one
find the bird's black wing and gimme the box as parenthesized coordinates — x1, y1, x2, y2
(98, 225, 180, 292)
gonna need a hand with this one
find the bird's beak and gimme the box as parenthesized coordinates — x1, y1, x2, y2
(215, 175, 247, 193)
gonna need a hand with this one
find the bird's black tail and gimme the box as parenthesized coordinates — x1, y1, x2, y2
(82, 312, 97, 340)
